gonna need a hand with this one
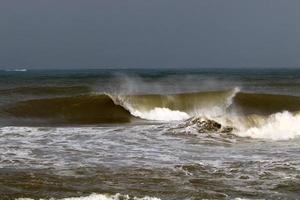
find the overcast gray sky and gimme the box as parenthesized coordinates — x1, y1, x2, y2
(1, 0, 300, 69)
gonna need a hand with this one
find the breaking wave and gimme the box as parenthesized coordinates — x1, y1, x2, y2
(171, 111, 300, 141)
(234, 111, 300, 140)
(1, 87, 300, 140)
(110, 88, 239, 121)
(0, 89, 238, 124)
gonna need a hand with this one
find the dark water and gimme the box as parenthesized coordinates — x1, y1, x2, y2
(0, 68, 300, 199)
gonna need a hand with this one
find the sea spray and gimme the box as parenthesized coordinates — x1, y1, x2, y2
(235, 111, 300, 140)
(110, 89, 238, 121)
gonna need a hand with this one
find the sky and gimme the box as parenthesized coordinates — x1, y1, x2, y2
(0, 0, 300, 69)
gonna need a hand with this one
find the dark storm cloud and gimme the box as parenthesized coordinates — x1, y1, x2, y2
(0, 0, 300, 68)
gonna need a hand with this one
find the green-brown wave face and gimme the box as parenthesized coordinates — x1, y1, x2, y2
(110, 89, 236, 113)
(1, 95, 132, 125)
(2, 87, 300, 125)
(233, 92, 300, 115)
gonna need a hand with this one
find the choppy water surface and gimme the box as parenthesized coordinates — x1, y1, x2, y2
(0, 68, 300, 199)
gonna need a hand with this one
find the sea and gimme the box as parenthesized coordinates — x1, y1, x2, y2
(0, 68, 299, 199)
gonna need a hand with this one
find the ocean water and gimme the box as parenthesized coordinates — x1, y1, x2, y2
(0, 68, 300, 199)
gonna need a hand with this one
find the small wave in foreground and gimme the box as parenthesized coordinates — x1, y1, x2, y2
(16, 193, 161, 200)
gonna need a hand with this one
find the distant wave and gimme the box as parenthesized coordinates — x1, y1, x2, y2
(0, 86, 91, 96)
(4, 68, 27, 72)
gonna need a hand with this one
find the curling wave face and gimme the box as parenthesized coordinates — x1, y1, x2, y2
(1, 87, 300, 140)
(0, 94, 133, 125)
(0, 88, 238, 124)
(109, 88, 239, 121)
(1, 88, 300, 121)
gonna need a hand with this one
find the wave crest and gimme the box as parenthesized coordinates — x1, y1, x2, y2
(110, 88, 238, 121)
(235, 111, 300, 140)
(170, 111, 300, 141)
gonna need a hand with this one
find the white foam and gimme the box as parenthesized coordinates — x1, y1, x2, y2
(62, 193, 126, 200)
(16, 193, 161, 200)
(109, 93, 189, 121)
(130, 107, 190, 121)
(235, 111, 300, 140)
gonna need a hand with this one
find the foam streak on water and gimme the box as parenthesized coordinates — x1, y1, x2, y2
(17, 193, 161, 200)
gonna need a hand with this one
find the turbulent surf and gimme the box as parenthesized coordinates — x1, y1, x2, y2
(1, 69, 300, 199)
